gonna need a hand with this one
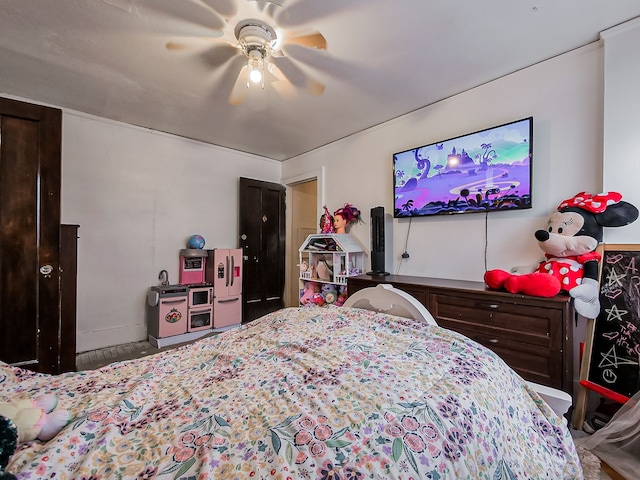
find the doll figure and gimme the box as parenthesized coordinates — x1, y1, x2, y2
(333, 214, 347, 234)
(315, 256, 333, 280)
(319, 205, 335, 234)
(333, 203, 362, 234)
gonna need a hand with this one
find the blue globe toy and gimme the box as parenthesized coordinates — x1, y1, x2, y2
(187, 234, 205, 249)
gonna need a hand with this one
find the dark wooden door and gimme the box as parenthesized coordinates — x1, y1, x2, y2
(0, 97, 63, 373)
(239, 177, 286, 323)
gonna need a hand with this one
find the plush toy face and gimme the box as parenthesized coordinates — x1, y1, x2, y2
(321, 284, 337, 294)
(324, 292, 336, 304)
(537, 210, 598, 257)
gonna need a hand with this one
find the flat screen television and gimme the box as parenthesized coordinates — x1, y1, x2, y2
(393, 117, 533, 218)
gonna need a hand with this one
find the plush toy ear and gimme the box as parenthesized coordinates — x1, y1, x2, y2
(596, 201, 639, 228)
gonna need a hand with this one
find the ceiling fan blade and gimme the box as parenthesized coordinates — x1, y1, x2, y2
(102, 0, 226, 35)
(305, 79, 325, 96)
(267, 61, 287, 82)
(274, 0, 368, 28)
(229, 65, 249, 106)
(165, 35, 223, 51)
(200, 0, 237, 18)
(271, 56, 325, 96)
(246, 0, 280, 16)
(149, 0, 226, 31)
(99, 0, 136, 13)
(200, 44, 240, 68)
(166, 41, 192, 51)
(265, 61, 295, 96)
(271, 79, 298, 99)
(282, 31, 326, 50)
(281, 43, 364, 82)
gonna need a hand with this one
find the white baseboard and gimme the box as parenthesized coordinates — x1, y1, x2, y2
(77, 323, 147, 353)
(148, 330, 212, 349)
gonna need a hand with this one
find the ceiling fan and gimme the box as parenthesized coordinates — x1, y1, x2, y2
(162, 0, 329, 106)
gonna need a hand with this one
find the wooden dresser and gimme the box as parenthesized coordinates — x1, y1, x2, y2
(347, 274, 575, 395)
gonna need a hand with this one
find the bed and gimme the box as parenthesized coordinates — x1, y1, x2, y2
(1, 285, 582, 479)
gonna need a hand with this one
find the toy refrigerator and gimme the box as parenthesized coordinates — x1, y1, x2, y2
(206, 248, 242, 330)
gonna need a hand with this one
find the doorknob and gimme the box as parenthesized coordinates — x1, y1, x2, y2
(39, 264, 54, 276)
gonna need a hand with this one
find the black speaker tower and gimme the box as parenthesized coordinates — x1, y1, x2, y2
(367, 206, 389, 276)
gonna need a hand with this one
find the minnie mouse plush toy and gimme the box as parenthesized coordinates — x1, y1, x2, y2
(485, 192, 638, 319)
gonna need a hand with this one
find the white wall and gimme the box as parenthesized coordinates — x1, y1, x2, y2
(283, 42, 611, 392)
(61, 113, 281, 352)
(602, 17, 640, 242)
(283, 44, 604, 281)
(43, 20, 640, 362)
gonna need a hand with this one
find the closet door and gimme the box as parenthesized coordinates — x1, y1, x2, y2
(0, 97, 63, 373)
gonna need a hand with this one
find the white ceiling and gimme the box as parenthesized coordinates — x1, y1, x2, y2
(1, 0, 639, 161)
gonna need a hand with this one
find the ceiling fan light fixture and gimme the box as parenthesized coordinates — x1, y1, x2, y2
(249, 67, 263, 84)
(236, 20, 275, 91)
(247, 48, 265, 87)
(235, 20, 276, 48)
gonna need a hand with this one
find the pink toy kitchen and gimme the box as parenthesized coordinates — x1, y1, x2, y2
(146, 247, 243, 348)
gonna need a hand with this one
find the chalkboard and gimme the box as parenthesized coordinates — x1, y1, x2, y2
(585, 245, 640, 402)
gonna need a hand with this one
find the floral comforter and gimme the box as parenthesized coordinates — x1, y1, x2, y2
(1, 306, 582, 479)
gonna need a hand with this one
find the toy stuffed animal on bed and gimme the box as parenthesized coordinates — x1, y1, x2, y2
(484, 192, 639, 319)
(0, 395, 71, 444)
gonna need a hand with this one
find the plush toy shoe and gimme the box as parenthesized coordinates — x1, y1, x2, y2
(483, 269, 513, 291)
(484, 269, 562, 297)
(37, 409, 72, 442)
(32, 394, 57, 414)
(503, 272, 561, 297)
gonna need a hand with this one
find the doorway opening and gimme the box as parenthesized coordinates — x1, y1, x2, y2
(283, 169, 323, 307)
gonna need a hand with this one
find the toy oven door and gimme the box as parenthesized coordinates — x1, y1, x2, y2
(189, 286, 213, 308)
(188, 307, 212, 332)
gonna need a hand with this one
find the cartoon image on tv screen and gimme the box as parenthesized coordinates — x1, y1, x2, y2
(394, 117, 532, 217)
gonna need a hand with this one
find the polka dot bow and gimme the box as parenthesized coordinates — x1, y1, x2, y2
(557, 191, 622, 213)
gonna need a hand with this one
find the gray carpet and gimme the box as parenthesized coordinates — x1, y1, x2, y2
(76, 341, 157, 370)
(76, 333, 218, 370)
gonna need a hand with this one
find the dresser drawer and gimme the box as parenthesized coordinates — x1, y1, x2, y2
(430, 293, 563, 349)
(442, 325, 563, 389)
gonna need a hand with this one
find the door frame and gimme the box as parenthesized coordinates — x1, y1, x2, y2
(282, 167, 325, 307)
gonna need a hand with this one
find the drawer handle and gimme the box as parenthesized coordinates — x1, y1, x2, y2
(162, 299, 187, 305)
(478, 303, 500, 309)
(488, 338, 499, 344)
